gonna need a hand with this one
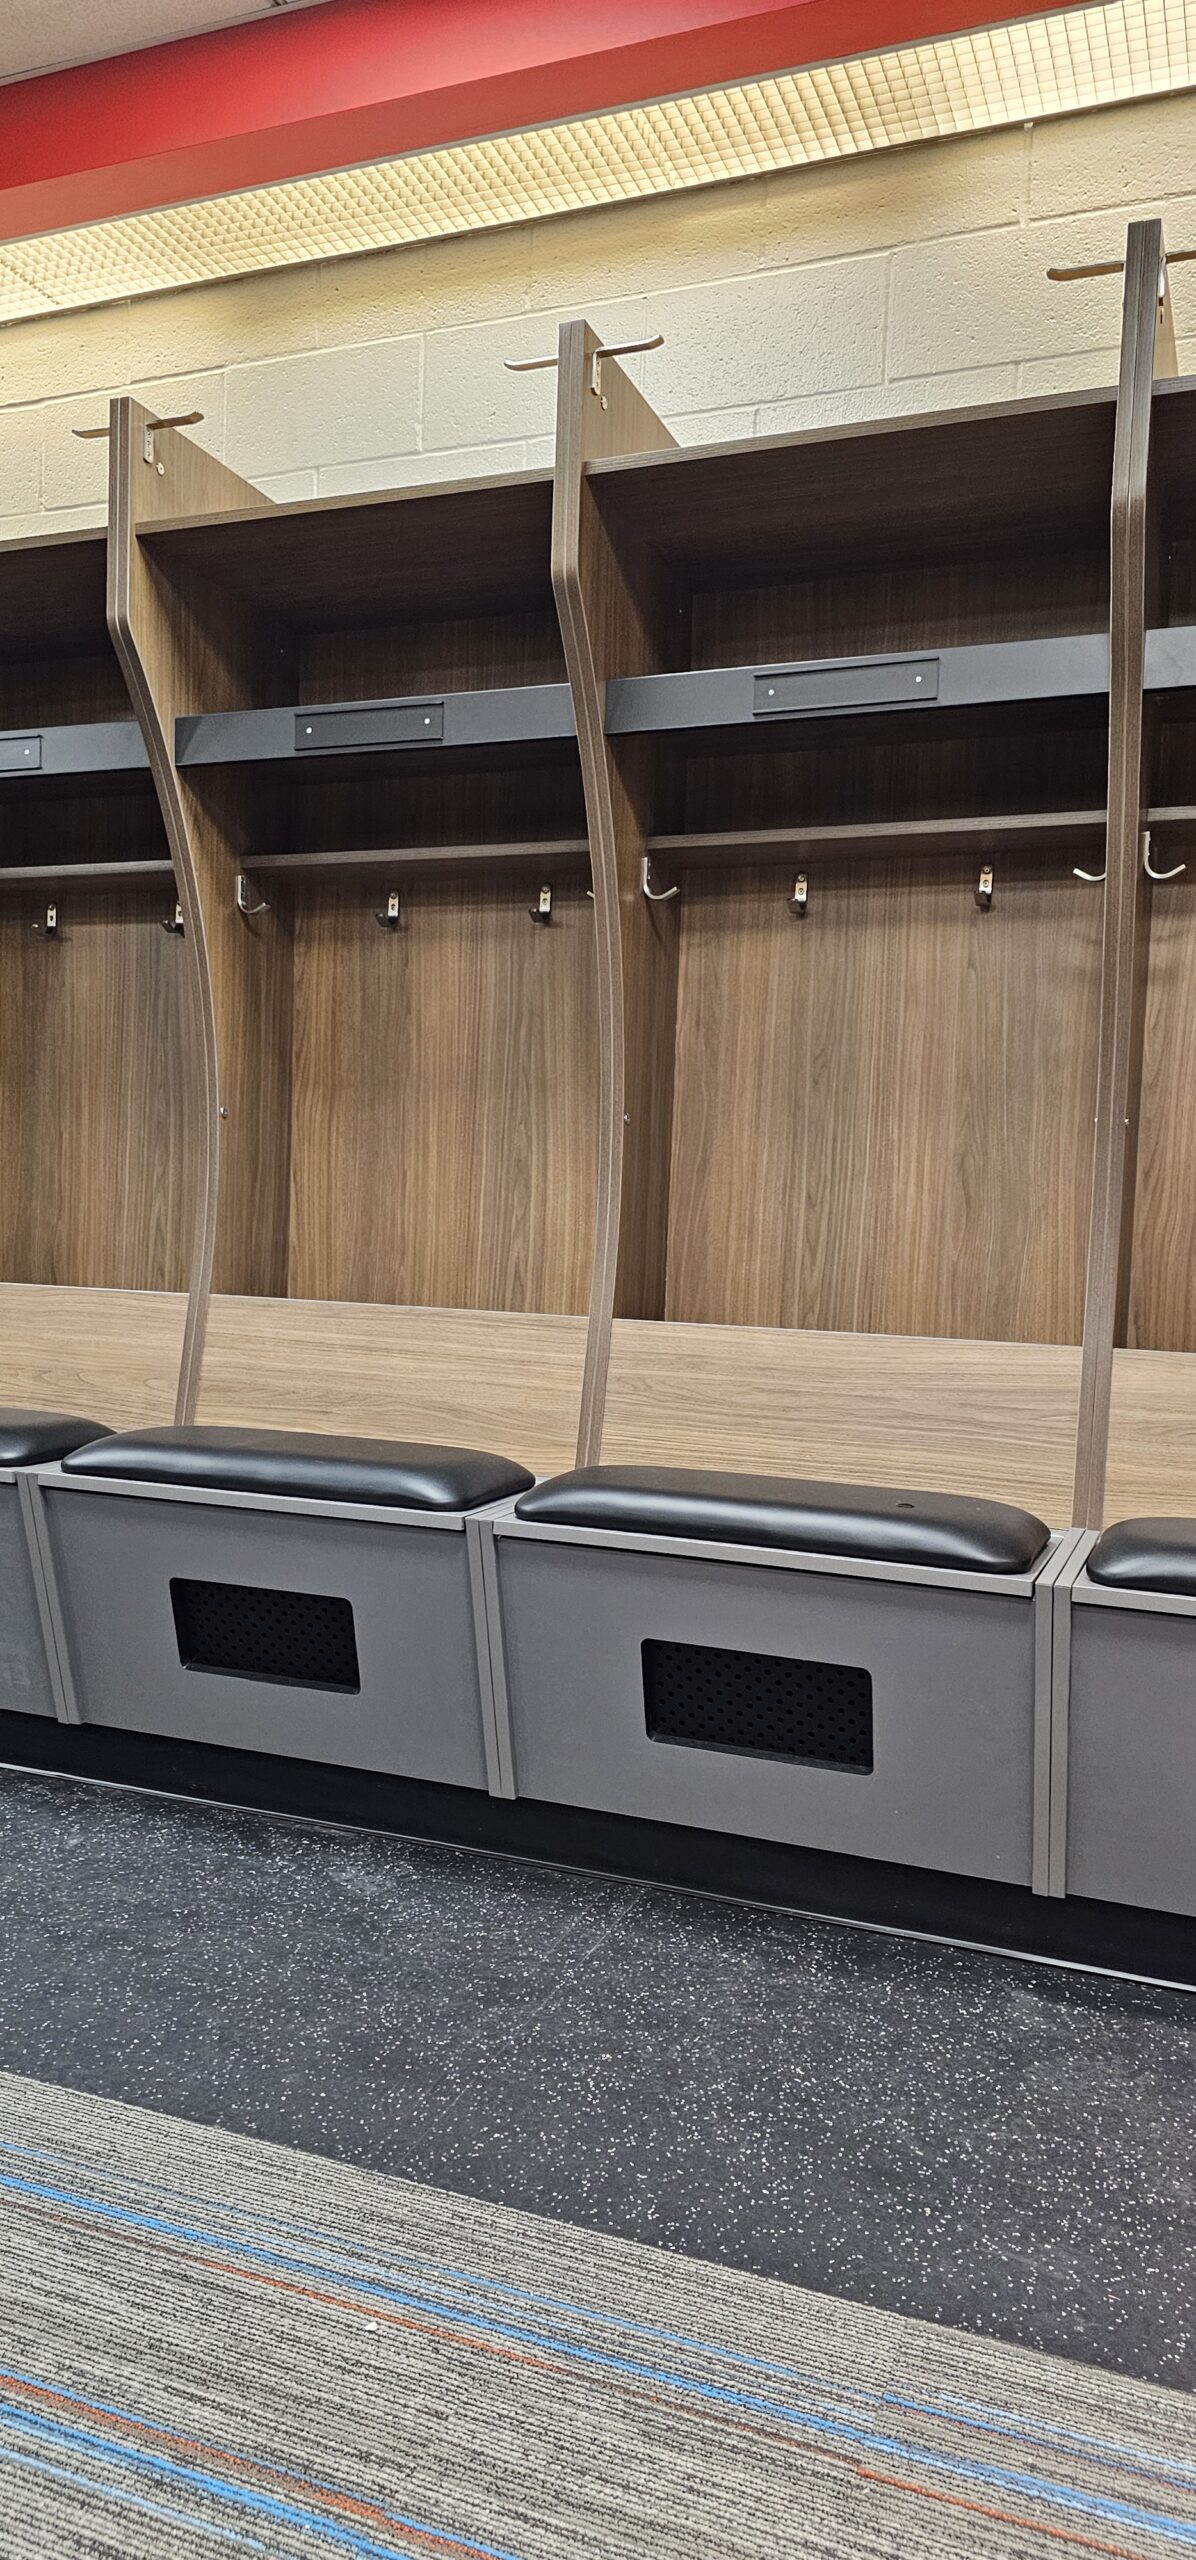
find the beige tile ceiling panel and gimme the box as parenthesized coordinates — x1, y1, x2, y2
(0, 0, 1192, 321)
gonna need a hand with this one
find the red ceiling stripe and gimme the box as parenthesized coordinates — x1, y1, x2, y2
(0, 0, 1062, 244)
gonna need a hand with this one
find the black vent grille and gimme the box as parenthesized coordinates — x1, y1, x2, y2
(170, 1578, 360, 1693)
(642, 1638, 872, 1770)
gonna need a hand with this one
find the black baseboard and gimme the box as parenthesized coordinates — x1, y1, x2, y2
(2, 1712, 1195, 1986)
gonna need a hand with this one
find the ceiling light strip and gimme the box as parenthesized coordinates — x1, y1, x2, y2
(0, 0, 1190, 325)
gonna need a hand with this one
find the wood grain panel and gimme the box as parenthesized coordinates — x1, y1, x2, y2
(1127, 886, 1196, 1348)
(666, 715, 1110, 837)
(299, 608, 566, 699)
(0, 887, 195, 1290)
(108, 399, 290, 1422)
(605, 1320, 1086, 1520)
(145, 474, 555, 625)
(690, 545, 1110, 668)
(590, 390, 1119, 587)
(287, 874, 598, 1312)
(0, 652, 133, 727)
(5, 1281, 1194, 1524)
(551, 320, 678, 1462)
(665, 854, 1104, 1342)
(0, 1284, 187, 1426)
(1072, 221, 1175, 1526)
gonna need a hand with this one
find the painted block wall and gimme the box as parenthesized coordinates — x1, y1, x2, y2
(1, 87, 1195, 532)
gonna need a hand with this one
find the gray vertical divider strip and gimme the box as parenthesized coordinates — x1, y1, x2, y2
(464, 1515, 518, 1799)
(469, 1515, 518, 1799)
(17, 1475, 79, 1725)
(1030, 1529, 1089, 1896)
(1048, 1531, 1097, 1896)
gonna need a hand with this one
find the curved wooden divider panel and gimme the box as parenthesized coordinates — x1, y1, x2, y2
(107, 399, 287, 1424)
(551, 320, 677, 1464)
(1072, 220, 1176, 1526)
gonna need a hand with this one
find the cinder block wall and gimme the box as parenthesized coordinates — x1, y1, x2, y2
(1, 88, 1195, 534)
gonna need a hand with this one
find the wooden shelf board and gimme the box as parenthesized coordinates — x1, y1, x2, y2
(248, 840, 590, 880)
(586, 385, 1133, 583)
(0, 529, 110, 661)
(144, 471, 556, 626)
(5, 1285, 1195, 1526)
(0, 861, 174, 890)
(652, 812, 1108, 869)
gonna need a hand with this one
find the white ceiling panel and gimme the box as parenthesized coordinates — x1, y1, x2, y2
(0, 0, 324, 85)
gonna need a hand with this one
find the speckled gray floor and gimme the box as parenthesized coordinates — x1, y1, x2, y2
(0, 1763, 1191, 2392)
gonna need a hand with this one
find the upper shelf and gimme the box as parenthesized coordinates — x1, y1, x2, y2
(0, 528, 111, 663)
(141, 471, 557, 626)
(586, 384, 1136, 584)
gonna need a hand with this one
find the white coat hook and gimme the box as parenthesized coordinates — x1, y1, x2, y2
(1073, 863, 1107, 884)
(641, 855, 679, 903)
(1143, 832, 1186, 882)
(375, 890, 401, 929)
(162, 903, 185, 935)
(529, 884, 553, 924)
(32, 901, 59, 939)
(788, 874, 809, 917)
(975, 863, 994, 910)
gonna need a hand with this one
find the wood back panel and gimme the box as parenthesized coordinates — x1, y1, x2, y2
(688, 545, 1111, 668)
(9, 1278, 1196, 1528)
(0, 887, 194, 1291)
(108, 399, 289, 1421)
(288, 874, 598, 1312)
(1128, 886, 1196, 1348)
(665, 853, 1104, 1341)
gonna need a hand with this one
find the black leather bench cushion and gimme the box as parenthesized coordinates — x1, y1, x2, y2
(514, 1466, 1051, 1573)
(0, 1409, 110, 1468)
(60, 1425, 534, 1511)
(1087, 1517, 1196, 1599)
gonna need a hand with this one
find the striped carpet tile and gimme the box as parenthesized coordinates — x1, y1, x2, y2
(0, 2068, 1191, 2557)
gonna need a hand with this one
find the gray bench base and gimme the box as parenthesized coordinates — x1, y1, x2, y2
(1060, 1549, 1196, 1918)
(37, 1473, 499, 1787)
(491, 1516, 1067, 1889)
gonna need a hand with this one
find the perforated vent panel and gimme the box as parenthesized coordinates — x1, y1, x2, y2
(642, 1639, 872, 1769)
(170, 1579, 360, 1694)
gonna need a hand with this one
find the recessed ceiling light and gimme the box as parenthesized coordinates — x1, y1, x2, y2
(0, 0, 1191, 325)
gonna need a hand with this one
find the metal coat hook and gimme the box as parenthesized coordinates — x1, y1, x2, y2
(975, 863, 994, 910)
(235, 872, 269, 920)
(505, 335, 664, 406)
(530, 884, 553, 924)
(789, 874, 809, 917)
(1144, 835, 1186, 882)
(162, 903, 185, 935)
(32, 902, 59, 939)
(375, 890, 401, 929)
(641, 855, 679, 903)
(73, 410, 203, 472)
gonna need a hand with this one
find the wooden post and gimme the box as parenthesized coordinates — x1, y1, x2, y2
(107, 400, 291, 1424)
(551, 321, 677, 1466)
(1072, 220, 1177, 1528)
